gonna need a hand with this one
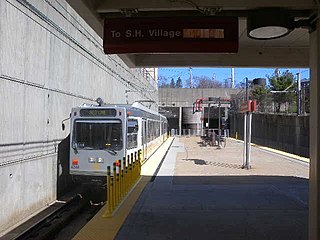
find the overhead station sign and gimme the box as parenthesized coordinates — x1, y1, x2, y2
(103, 17, 239, 54)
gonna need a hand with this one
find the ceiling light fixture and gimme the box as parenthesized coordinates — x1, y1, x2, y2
(247, 8, 294, 40)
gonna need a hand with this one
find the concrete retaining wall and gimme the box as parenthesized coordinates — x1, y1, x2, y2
(0, 0, 157, 234)
(159, 88, 240, 107)
(230, 113, 309, 157)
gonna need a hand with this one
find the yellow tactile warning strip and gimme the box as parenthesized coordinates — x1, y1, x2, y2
(73, 137, 174, 240)
(229, 138, 309, 163)
(73, 176, 150, 240)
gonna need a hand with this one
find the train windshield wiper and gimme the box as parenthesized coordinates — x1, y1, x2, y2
(102, 148, 117, 156)
(82, 146, 96, 150)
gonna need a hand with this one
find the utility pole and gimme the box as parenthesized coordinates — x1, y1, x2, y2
(189, 67, 193, 88)
(231, 68, 235, 88)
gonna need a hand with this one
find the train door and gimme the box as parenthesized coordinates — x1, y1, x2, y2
(142, 119, 147, 160)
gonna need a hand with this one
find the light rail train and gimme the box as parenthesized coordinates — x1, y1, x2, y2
(64, 99, 168, 192)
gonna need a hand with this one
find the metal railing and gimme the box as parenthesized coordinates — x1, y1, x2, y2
(170, 128, 229, 138)
(170, 129, 202, 137)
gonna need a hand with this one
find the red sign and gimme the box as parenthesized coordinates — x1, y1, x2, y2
(251, 100, 257, 112)
(103, 17, 239, 54)
(240, 100, 257, 113)
(240, 101, 250, 113)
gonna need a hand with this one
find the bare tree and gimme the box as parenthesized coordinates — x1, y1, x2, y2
(193, 75, 223, 88)
(158, 75, 170, 88)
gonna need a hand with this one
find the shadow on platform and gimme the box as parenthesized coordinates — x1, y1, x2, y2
(116, 175, 308, 240)
(182, 158, 243, 169)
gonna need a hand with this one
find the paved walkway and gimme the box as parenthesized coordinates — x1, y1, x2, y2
(116, 137, 309, 240)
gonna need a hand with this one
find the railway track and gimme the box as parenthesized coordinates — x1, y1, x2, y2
(5, 194, 103, 240)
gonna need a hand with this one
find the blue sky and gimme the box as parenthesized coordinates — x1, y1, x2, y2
(158, 67, 310, 87)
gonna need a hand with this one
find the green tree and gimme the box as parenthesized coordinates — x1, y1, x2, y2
(176, 77, 183, 88)
(268, 70, 296, 112)
(170, 78, 176, 88)
(251, 85, 270, 112)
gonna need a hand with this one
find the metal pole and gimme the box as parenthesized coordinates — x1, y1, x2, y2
(245, 77, 249, 101)
(297, 71, 301, 115)
(245, 112, 250, 169)
(218, 98, 221, 147)
(179, 106, 182, 136)
(231, 68, 235, 88)
(208, 103, 210, 129)
(189, 67, 193, 88)
(243, 114, 247, 168)
(201, 105, 204, 136)
(244, 77, 250, 169)
(301, 86, 305, 114)
(247, 112, 252, 169)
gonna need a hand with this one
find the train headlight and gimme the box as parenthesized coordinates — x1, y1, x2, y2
(72, 159, 79, 165)
(97, 157, 104, 163)
(88, 157, 96, 163)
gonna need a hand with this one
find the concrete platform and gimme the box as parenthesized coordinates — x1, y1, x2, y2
(74, 138, 175, 240)
(115, 137, 309, 240)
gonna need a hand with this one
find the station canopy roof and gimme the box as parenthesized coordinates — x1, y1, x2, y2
(66, 0, 316, 68)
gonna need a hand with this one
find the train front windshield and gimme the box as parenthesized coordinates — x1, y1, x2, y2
(73, 120, 123, 151)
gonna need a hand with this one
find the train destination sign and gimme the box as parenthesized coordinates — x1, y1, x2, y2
(103, 17, 238, 54)
(80, 109, 117, 117)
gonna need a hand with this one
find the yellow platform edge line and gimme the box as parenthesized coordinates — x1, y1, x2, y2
(229, 137, 309, 163)
(73, 177, 150, 240)
(73, 137, 174, 240)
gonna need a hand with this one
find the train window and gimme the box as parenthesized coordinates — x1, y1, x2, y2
(128, 119, 138, 133)
(127, 119, 138, 149)
(74, 120, 123, 151)
(147, 120, 161, 142)
(147, 121, 152, 142)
